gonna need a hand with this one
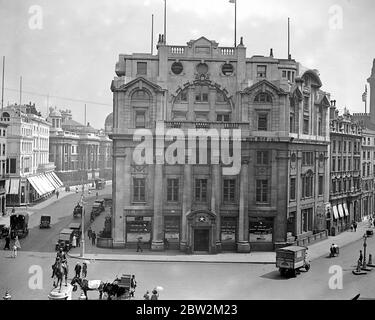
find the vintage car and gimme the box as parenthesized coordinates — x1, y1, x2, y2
(73, 203, 83, 218)
(68, 222, 81, 239)
(95, 178, 106, 190)
(10, 213, 29, 238)
(55, 228, 75, 252)
(39, 215, 51, 229)
(91, 200, 105, 216)
(276, 245, 310, 278)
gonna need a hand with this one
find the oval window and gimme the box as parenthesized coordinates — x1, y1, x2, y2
(222, 63, 234, 76)
(171, 62, 183, 75)
(197, 63, 208, 75)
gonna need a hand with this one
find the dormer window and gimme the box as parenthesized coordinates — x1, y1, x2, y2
(257, 65, 267, 78)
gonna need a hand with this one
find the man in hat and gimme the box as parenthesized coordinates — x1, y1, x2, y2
(143, 291, 150, 300)
(151, 289, 159, 300)
(136, 237, 143, 252)
(74, 263, 82, 278)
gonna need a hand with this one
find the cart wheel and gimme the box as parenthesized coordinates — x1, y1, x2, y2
(305, 264, 310, 272)
(290, 269, 297, 278)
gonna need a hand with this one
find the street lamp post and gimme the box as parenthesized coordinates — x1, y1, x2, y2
(363, 234, 368, 269)
(80, 193, 86, 258)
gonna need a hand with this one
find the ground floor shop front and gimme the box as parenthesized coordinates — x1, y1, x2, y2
(5, 172, 63, 206)
(113, 210, 298, 253)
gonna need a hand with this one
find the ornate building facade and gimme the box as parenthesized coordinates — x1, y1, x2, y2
(329, 105, 362, 235)
(48, 108, 112, 185)
(110, 36, 331, 252)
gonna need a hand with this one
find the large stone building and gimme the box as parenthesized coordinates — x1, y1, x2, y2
(110, 36, 332, 253)
(1, 103, 62, 206)
(329, 105, 362, 235)
(48, 108, 112, 185)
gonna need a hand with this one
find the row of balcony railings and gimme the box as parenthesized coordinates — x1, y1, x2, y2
(168, 46, 236, 56)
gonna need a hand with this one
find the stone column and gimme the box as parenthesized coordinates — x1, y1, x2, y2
(180, 164, 192, 251)
(151, 163, 164, 250)
(211, 164, 221, 252)
(237, 160, 250, 252)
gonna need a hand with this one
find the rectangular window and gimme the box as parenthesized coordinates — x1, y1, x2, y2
(9, 158, 16, 174)
(195, 86, 209, 102)
(290, 177, 296, 201)
(338, 158, 341, 171)
(223, 179, 236, 203)
(348, 141, 351, 152)
(256, 151, 269, 165)
(258, 114, 268, 131)
(332, 157, 336, 171)
(318, 175, 324, 196)
(217, 114, 230, 122)
(195, 179, 207, 202)
(332, 140, 336, 153)
(343, 158, 346, 171)
(348, 158, 352, 171)
(343, 141, 346, 152)
(167, 178, 179, 202)
(133, 178, 146, 202)
(256, 179, 268, 203)
(301, 208, 313, 233)
(135, 111, 146, 128)
(302, 152, 314, 166)
(257, 65, 267, 78)
(303, 117, 309, 134)
(282, 70, 287, 78)
(338, 141, 342, 152)
(137, 62, 147, 75)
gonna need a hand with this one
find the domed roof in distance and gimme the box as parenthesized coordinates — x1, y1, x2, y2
(105, 113, 113, 127)
(49, 109, 62, 117)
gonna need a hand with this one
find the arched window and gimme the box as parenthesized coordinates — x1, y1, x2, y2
(254, 92, 272, 103)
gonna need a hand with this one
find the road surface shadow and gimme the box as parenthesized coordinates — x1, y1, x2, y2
(260, 270, 290, 281)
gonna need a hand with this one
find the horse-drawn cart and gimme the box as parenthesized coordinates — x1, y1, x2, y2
(113, 274, 132, 300)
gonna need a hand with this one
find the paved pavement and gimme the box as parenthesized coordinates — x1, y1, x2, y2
(69, 217, 373, 264)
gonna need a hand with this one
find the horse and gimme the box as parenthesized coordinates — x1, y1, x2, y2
(52, 258, 69, 290)
(71, 276, 106, 300)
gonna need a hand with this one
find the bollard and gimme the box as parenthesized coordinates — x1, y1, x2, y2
(369, 254, 373, 265)
(3, 290, 11, 300)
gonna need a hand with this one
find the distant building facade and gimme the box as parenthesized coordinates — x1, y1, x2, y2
(2, 103, 62, 206)
(0, 121, 8, 214)
(48, 108, 112, 185)
(110, 36, 331, 253)
(329, 105, 362, 235)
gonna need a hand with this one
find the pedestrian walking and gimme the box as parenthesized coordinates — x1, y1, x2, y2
(136, 237, 143, 252)
(359, 250, 363, 264)
(12, 243, 18, 258)
(74, 263, 82, 278)
(130, 275, 137, 297)
(72, 235, 77, 248)
(56, 190, 59, 199)
(91, 231, 96, 245)
(82, 262, 87, 278)
(350, 223, 354, 232)
(143, 291, 150, 300)
(151, 289, 159, 300)
(96, 192, 98, 199)
(14, 236, 21, 250)
(3, 235, 10, 250)
(75, 187, 79, 193)
(354, 221, 357, 232)
(87, 227, 92, 240)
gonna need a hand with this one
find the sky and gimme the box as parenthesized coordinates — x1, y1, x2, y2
(0, 0, 374, 129)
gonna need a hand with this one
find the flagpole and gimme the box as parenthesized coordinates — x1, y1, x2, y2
(1, 56, 4, 114)
(151, 14, 154, 55)
(164, 0, 167, 43)
(234, 0, 237, 47)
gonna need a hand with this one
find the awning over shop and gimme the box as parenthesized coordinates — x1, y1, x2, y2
(343, 203, 349, 217)
(28, 176, 45, 196)
(338, 204, 345, 218)
(39, 174, 55, 193)
(5, 180, 10, 193)
(34, 175, 48, 195)
(45, 173, 59, 189)
(8, 179, 20, 195)
(50, 172, 63, 187)
(332, 205, 339, 220)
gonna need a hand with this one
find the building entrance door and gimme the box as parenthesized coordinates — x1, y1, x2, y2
(193, 229, 209, 252)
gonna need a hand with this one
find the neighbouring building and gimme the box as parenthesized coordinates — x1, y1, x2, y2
(353, 58, 375, 222)
(110, 36, 331, 253)
(329, 105, 362, 236)
(48, 108, 112, 186)
(2, 103, 63, 206)
(0, 120, 8, 214)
